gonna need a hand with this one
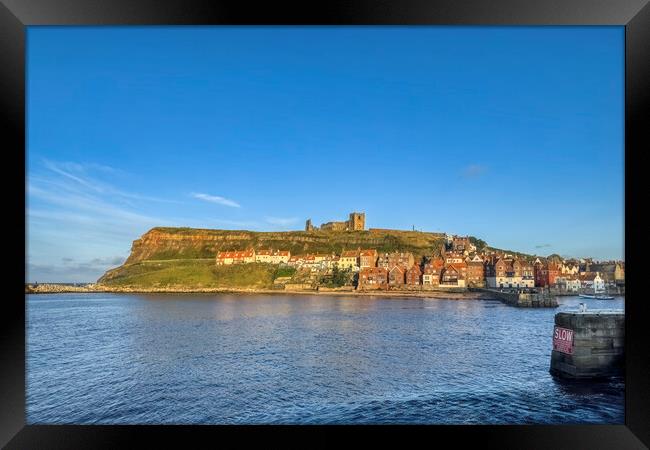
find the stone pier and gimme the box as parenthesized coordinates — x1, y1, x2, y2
(549, 310, 624, 379)
(477, 288, 558, 307)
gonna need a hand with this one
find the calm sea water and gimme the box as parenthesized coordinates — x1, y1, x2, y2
(26, 293, 625, 424)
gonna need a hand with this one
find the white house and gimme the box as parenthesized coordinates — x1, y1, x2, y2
(560, 262, 579, 275)
(339, 251, 360, 271)
(593, 273, 605, 292)
(444, 253, 465, 264)
(468, 254, 483, 264)
(216, 249, 256, 265)
(556, 275, 581, 292)
(271, 250, 291, 264)
(255, 249, 291, 264)
(580, 272, 606, 293)
(255, 249, 273, 263)
(566, 278, 581, 292)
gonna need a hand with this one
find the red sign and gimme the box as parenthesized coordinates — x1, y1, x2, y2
(553, 326, 574, 354)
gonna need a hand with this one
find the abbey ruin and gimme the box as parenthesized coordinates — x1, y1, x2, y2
(305, 212, 365, 232)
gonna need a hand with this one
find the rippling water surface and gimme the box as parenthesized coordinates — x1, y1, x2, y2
(26, 294, 624, 424)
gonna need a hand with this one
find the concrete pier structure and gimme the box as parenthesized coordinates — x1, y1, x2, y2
(477, 288, 558, 307)
(549, 310, 624, 379)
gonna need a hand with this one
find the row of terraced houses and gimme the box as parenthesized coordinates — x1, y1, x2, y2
(215, 235, 624, 291)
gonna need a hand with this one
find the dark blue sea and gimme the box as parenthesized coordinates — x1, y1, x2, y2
(26, 294, 625, 424)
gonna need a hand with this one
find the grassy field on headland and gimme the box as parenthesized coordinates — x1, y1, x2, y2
(97, 260, 292, 289)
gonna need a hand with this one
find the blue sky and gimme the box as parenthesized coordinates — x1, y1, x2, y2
(26, 26, 624, 283)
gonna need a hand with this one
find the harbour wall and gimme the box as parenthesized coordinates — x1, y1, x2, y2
(550, 311, 624, 379)
(476, 288, 558, 307)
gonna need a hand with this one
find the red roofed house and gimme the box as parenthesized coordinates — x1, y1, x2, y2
(535, 260, 561, 287)
(302, 254, 318, 271)
(359, 249, 378, 269)
(486, 257, 533, 289)
(422, 258, 444, 286)
(451, 235, 472, 253)
(441, 263, 466, 287)
(486, 257, 513, 288)
(406, 264, 422, 285)
(547, 262, 560, 287)
(378, 252, 415, 270)
(388, 266, 405, 286)
(466, 255, 485, 287)
(255, 249, 273, 263)
(216, 249, 256, 265)
(358, 267, 388, 290)
(444, 251, 465, 265)
(271, 250, 291, 264)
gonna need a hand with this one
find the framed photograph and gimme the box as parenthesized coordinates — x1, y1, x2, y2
(4, 0, 648, 448)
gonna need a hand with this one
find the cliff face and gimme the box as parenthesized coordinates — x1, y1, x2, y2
(124, 227, 447, 264)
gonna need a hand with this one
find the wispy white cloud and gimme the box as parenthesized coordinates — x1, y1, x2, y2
(191, 192, 241, 208)
(39, 159, 180, 204)
(28, 184, 167, 227)
(462, 164, 488, 179)
(265, 216, 298, 226)
(84, 162, 125, 175)
(42, 159, 100, 192)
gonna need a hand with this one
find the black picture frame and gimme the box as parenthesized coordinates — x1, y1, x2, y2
(3, 1, 648, 448)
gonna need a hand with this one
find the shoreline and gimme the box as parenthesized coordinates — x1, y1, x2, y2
(25, 284, 491, 299)
(25, 284, 624, 300)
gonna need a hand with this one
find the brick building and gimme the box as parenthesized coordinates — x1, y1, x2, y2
(547, 262, 561, 286)
(422, 258, 444, 286)
(441, 263, 466, 287)
(451, 236, 472, 253)
(444, 251, 465, 265)
(534, 258, 547, 287)
(378, 252, 415, 270)
(406, 264, 422, 285)
(486, 257, 534, 288)
(466, 255, 485, 287)
(358, 267, 388, 290)
(359, 249, 378, 268)
(388, 266, 406, 286)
